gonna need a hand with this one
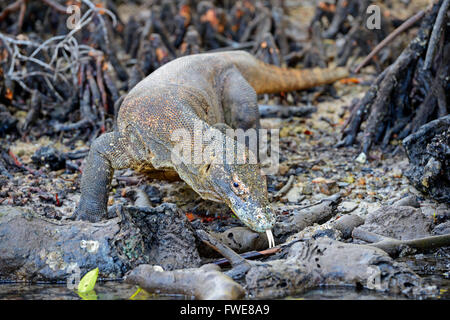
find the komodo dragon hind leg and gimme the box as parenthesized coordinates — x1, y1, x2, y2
(221, 68, 261, 156)
(222, 67, 261, 131)
(72, 132, 132, 222)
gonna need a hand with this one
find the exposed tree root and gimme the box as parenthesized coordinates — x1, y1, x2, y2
(339, 0, 449, 156)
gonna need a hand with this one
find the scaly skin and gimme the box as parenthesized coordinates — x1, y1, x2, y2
(73, 51, 348, 234)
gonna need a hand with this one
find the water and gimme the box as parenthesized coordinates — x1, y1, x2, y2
(0, 252, 448, 300)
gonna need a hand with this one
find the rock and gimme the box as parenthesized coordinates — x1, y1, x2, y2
(212, 227, 268, 253)
(312, 177, 339, 195)
(435, 205, 450, 224)
(393, 195, 420, 208)
(432, 221, 450, 236)
(332, 214, 365, 239)
(284, 186, 299, 202)
(355, 152, 367, 164)
(0, 203, 201, 282)
(338, 201, 359, 213)
(355, 205, 432, 240)
(403, 115, 450, 203)
(245, 238, 427, 299)
(31, 146, 66, 171)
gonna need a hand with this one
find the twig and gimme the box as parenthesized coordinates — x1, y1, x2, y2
(353, 9, 427, 74)
(41, 0, 69, 14)
(207, 41, 256, 53)
(17, 0, 26, 33)
(273, 175, 295, 199)
(213, 247, 280, 267)
(258, 104, 316, 118)
(196, 229, 252, 278)
(7, 149, 37, 175)
(0, 0, 22, 22)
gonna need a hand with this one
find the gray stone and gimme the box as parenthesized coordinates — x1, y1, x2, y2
(0, 203, 201, 282)
(356, 205, 432, 240)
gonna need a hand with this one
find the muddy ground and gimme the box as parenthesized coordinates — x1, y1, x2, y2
(0, 0, 448, 299)
(1, 76, 449, 298)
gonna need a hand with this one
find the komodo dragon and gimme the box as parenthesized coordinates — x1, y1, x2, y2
(73, 51, 348, 247)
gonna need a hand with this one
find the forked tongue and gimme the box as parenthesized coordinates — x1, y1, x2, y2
(266, 229, 275, 248)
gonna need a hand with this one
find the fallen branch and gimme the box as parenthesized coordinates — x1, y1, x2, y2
(196, 229, 252, 277)
(125, 264, 245, 300)
(352, 228, 450, 257)
(245, 237, 427, 298)
(273, 175, 295, 199)
(213, 247, 281, 267)
(274, 193, 341, 240)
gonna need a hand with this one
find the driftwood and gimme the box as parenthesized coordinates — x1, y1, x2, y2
(352, 228, 450, 258)
(331, 214, 365, 239)
(272, 174, 295, 199)
(125, 264, 245, 300)
(244, 238, 431, 299)
(196, 229, 252, 279)
(274, 193, 341, 240)
(211, 227, 270, 253)
(190, 228, 429, 298)
(212, 247, 281, 267)
(0, 204, 201, 282)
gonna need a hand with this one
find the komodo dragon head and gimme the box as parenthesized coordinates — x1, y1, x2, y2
(197, 161, 276, 247)
(172, 130, 276, 247)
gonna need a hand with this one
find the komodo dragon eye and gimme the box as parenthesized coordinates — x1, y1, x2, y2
(231, 174, 249, 198)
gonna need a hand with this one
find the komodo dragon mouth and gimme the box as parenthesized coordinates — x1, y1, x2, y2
(190, 159, 276, 247)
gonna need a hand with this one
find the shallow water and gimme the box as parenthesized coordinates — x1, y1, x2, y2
(0, 281, 189, 300)
(1, 252, 448, 300)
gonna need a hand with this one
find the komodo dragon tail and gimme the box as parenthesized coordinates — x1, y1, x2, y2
(228, 51, 349, 94)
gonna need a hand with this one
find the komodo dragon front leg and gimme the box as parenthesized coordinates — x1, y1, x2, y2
(72, 132, 134, 222)
(73, 128, 180, 222)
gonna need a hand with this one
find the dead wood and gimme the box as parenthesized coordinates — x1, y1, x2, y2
(273, 174, 295, 199)
(423, 0, 449, 71)
(274, 193, 341, 241)
(353, 228, 450, 258)
(196, 229, 252, 278)
(331, 214, 365, 239)
(403, 115, 450, 203)
(211, 226, 270, 253)
(125, 264, 245, 300)
(245, 238, 431, 298)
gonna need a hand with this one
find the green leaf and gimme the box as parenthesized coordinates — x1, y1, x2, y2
(78, 267, 99, 293)
(128, 287, 142, 300)
(77, 290, 98, 300)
